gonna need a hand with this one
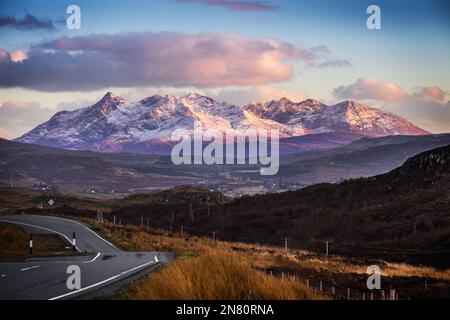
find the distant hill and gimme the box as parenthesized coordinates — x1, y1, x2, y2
(1, 134, 449, 195)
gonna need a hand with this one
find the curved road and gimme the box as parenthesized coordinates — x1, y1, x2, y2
(0, 215, 173, 300)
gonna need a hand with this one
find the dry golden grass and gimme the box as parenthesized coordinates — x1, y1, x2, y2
(90, 220, 450, 283)
(120, 248, 325, 300)
(0, 222, 29, 256)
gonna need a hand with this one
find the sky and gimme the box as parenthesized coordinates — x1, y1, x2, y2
(0, 0, 449, 138)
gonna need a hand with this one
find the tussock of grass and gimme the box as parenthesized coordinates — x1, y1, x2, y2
(121, 249, 324, 300)
(0, 222, 29, 256)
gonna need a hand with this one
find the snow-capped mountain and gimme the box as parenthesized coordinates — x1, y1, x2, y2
(15, 92, 429, 154)
(244, 99, 429, 136)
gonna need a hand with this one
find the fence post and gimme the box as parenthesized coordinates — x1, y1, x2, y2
(381, 290, 385, 300)
(29, 233, 33, 255)
(362, 292, 366, 300)
(72, 232, 76, 251)
(390, 289, 396, 301)
(347, 288, 351, 300)
(320, 280, 323, 292)
(306, 279, 310, 288)
(371, 292, 374, 300)
(332, 286, 335, 296)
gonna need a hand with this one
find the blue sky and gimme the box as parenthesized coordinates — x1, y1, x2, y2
(0, 0, 449, 137)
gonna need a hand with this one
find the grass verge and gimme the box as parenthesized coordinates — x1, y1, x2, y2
(118, 248, 325, 300)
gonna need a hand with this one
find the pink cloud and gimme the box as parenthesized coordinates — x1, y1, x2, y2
(0, 32, 349, 92)
(9, 49, 27, 62)
(413, 86, 446, 102)
(334, 78, 447, 104)
(333, 77, 408, 102)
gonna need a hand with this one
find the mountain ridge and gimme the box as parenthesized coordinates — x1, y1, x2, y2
(15, 92, 430, 154)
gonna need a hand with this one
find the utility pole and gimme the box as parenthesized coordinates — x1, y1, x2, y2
(284, 237, 288, 252)
(326, 240, 329, 261)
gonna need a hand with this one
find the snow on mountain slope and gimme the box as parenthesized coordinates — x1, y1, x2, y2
(15, 92, 429, 153)
(245, 99, 429, 136)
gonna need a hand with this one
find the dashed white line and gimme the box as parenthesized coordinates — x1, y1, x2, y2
(20, 265, 40, 271)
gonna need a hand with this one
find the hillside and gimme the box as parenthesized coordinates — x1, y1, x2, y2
(1, 134, 450, 194)
(109, 145, 450, 266)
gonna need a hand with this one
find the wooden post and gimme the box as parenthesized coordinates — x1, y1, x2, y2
(181, 225, 184, 236)
(381, 290, 385, 300)
(306, 279, 309, 288)
(332, 286, 335, 296)
(113, 215, 116, 226)
(390, 289, 396, 301)
(370, 292, 374, 300)
(319, 280, 323, 292)
(347, 288, 351, 300)
(29, 233, 33, 255)
(362, 292, 366, 300)
(72, 232, 76, 251)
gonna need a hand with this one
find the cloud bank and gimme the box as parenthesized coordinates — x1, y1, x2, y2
(177, 0, 278, 11)
(0, 14, 55, 30)
(333, 77, 447, 103)
(0, 32, 350, 92)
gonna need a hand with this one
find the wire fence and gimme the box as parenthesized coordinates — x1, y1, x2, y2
(266, 270, 398, 300)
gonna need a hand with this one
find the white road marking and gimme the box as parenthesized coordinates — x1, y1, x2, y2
(21, 265, 40, 271)
(0, 219, 81, 252)
(49, 258, 160, 300)
(83, 252, 101, 264)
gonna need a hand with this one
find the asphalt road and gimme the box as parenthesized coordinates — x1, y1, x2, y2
(0, 215, 172, 300)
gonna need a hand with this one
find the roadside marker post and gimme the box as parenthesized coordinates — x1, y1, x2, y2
(29, 233, 33, 255)
(72, 232, 76, 251)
